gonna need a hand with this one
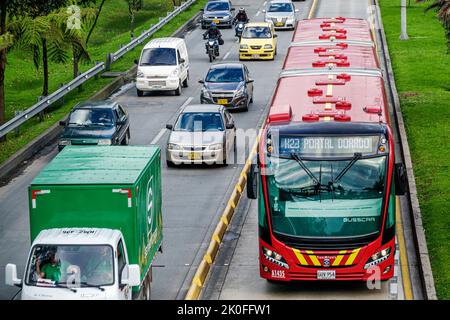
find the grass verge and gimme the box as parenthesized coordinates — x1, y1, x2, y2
(379, 0, 450, 299)
(0, 0, 207, 165)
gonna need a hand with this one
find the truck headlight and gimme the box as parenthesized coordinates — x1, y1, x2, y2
(262, 247, 289, 269)
(168, 143, 182, 151)
(137, 70, 144, 78)
(171, 69, 179, 77)
(208, 143, 223, 151)
(97, 139, 112, 146)
(240, 44, 248, 49)
(59, 139, 71, 146)
(264, 44, 273, 49)
(364, 247, 391, 269)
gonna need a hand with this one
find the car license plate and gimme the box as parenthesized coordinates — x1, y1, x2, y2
(188, 152, 201, 160)
(218, 99, 228, 105)
(276, 22, 284, 27)
(252, 54, 260, 59)
(317, 270, 336, 280)
(213, 19, 220, 24)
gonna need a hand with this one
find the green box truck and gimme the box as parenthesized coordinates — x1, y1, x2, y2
(5, 146, 163, 300)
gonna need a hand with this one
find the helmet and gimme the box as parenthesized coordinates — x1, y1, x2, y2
(239, 8, 245, 13)
(210, 22, 217, 27)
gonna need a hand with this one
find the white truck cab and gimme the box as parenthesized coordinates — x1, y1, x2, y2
(135, 37, 190, 97)
(5, 228, 141, 300)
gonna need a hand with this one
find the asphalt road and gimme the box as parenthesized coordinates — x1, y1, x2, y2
(0, 0, 303, 300)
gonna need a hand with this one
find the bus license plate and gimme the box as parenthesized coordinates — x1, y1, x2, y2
(317, 270, 336, 280)
(218, 99, 228, 105)
(188, 152, 201, 160)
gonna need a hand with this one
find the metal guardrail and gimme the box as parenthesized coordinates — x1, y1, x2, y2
(0, 0, 197, 140)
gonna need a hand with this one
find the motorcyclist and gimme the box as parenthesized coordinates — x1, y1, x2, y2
(203, 22, 222, 56)
(233, 8, 249, 24)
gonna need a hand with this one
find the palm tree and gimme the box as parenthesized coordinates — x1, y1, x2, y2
(418, 0, 450, 51)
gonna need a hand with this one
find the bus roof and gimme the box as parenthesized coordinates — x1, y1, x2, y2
(283, 44, 380, 70)
(268, 72, 389, 124)
(293, 18, 374, 44)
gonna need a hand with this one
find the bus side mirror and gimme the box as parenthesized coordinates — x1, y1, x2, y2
(394, 163, 407, 195)
(247, 163, 258, 199)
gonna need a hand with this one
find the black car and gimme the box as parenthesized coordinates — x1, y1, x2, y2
(58, 101, 130, 151)
(200, 63, 254, 111)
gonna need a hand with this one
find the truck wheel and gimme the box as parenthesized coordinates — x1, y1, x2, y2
(183, 76, 188, 88)
(137, 89, 143, 97)
(174, 81, 182, 96)
(143, 277, 151, 300)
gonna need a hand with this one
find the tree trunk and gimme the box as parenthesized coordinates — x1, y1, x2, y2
(85, 0, 106, 47)
(42, 38, 49, 96)
(0, 2, 7, 126)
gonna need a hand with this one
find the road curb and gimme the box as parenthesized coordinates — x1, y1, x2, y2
(374, 0, 437, 300)
(0, 7, 204, 183)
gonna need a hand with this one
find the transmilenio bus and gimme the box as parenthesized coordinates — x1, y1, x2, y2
(247, 17, 407, 282)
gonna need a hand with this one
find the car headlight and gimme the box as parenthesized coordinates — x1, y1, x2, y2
(168, 143, 182, 151)
(59, 139, 71, 146)
(262, 247, 289, 269)
(264, 44, 273, 49)
(223, 15, 231, 21)
(137, 70, 144, 78)
(208, 143, 223, 151)
(240, 44, 248, 49)
(234, 86, 245, 98)
(201, 87, 212, 100)
(364, 247, 391, 269)
(97, 139, 112, 146)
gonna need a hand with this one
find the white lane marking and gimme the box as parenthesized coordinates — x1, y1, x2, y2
(263, 1, 267, 6)
(150, 96, 193, 145)
(256, 11, 260, 16)
(223, 51, 231, 60)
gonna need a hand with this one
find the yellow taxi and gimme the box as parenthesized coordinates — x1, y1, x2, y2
(239, 22, 277, 60)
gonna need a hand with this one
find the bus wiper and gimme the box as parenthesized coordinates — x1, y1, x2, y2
(331, 152, 362, 184)
(80, 282, 106, 291)
(290, 152, 321, 186)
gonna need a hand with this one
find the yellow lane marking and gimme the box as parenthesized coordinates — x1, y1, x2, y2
(396, 196, 414, 300)
(345, 248, 361, 265)
(308, 0, 318, 19)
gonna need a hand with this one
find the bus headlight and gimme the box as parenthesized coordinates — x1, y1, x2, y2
(364, 247, 391, 269)
(263, 247, 289, 269)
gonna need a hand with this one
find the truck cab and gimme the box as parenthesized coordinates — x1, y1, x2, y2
(6, 228, 141, 300)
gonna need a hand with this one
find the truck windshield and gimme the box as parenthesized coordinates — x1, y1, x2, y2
(26, 245, 114, 287)
(266, 155, 387, 238)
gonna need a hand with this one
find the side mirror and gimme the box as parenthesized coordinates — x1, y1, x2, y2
(247, 163, 258, 199)
(179, 58, 185, 64)
(394, 163, 407, 195)
(198, 80, 205, 84)
(246, 79, 254, 84)
(226, 123, 235, 129)
(134, 59, 139, 65)
(231, 8, 235, 11)
(59, 120, 66, 126)
(166, 124, 173, 130)
(200, 8, 204, 12)
(120, 264, 141, 288)
(5, 264, 22, 287)
(274, 34, 278, 38)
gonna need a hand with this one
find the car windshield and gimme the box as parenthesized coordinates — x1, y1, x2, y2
(68, 108, 114, 126)
(266, 156, 387, 238)
(206, 2, 230, 11)
(268, 3, 293, 12)
(242, 26, 272, 38)
(26, 245, 114, 287)
(174, 112, 224, 132)
(205, 68, 244, 83)
(140, 48, 177, 66)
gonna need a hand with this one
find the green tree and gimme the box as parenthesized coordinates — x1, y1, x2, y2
(418, 0, 450, 51)
(126, 0, 143, 38)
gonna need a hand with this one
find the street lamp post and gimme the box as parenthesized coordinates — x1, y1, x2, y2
(400, 0, 409, 40)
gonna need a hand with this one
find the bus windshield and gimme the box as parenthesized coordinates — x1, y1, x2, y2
(266, 155, 387, 238)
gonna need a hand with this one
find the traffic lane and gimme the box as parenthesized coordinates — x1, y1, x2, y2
(217, 200, 391, 300)
(0, 146, 57, 299)
(315, 0, 369, 18)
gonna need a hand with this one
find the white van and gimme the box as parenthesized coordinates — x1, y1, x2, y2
(135, 37, 189, 97)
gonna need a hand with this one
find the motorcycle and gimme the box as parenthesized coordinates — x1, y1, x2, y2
(234, 20, 247, 38)
(204, 35, 220, 62)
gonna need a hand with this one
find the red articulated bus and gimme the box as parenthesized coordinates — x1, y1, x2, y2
(247, 18, 407, 282)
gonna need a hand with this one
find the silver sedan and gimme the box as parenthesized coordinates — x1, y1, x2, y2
(166, 104, 236, 166)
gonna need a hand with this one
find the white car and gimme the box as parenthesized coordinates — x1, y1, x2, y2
(263, 0, 299, 30)
(166, 104, 236, 166)
(135, 37, 189, 96)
